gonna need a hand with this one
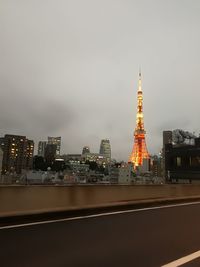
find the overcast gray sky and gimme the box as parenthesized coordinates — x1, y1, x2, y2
(0, 0, 200, 160)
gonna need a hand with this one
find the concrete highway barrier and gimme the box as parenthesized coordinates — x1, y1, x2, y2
(1, 184, 200, 217)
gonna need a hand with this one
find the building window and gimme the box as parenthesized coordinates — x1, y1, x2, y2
(176, 157, 181, 167)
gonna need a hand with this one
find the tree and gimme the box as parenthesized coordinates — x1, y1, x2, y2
(85, 160, 98, 171)
(33, 156, 47, 171)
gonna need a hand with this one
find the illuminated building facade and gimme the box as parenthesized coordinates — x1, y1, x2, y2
(129, 72, 149, 168)
(1, 134, 34, 174)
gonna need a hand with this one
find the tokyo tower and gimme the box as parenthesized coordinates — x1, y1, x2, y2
(129, 71, 149, 167)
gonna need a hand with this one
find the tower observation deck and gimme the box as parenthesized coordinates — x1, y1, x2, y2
(129, 71, 149, 167)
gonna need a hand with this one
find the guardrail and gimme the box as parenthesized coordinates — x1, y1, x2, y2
(1, 184, 200, 217)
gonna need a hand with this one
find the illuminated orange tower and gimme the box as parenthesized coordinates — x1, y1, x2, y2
(129, 71, 149, 167)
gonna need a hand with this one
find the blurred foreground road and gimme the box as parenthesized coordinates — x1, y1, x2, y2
(1, 202, 200, 267)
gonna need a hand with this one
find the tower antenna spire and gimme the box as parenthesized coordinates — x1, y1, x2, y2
(138, 66, 142, 92)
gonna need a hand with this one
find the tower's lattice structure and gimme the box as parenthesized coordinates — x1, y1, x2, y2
(129, 72, 149, 167)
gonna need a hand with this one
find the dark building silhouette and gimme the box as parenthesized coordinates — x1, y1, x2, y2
(44, 144, 57, 167)
(48, 137, 61, 156)
(1, 134, 34, 174)
(162, 131, 173, 178)
(52, 159, 65, 172)
(163, 131, 173, 146)
(164, 138, 200, 183)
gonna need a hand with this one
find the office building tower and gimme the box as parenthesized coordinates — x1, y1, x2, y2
(26, 139, 34, 170)
(48, 136, 61, 156)
(2, 134, 34, 174)
(129, 71, 149, 170)
(163, 131, 172, 147)
(99, 139, 111, 161)
(38, 141, 47, 157)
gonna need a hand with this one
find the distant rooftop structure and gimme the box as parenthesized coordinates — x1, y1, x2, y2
(82, 146, 90, 155)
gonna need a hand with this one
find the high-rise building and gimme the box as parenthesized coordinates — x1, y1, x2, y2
(129, 71, 149, 170)
(99, 139, 111, 162)
(48, 137, 61, 156)
(82, 146, 90, 155)
(44, 144, 57, 166)
(26, 139, 34, 170)
(163, 131, 172, 147)
(38, 141, 47, 157)
(1, 134, 34, 174)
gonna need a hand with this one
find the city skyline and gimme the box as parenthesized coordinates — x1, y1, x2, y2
(1, 0, 200, 161)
